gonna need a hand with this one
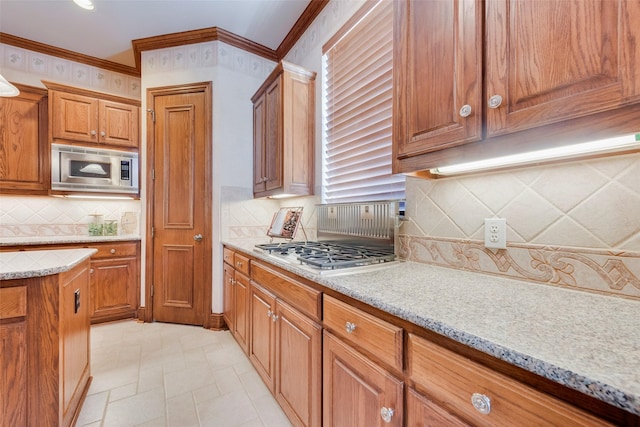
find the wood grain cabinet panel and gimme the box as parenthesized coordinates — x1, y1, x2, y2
(88, 241, 139, 324)
(323, 331, 403, 427)
(249, 282, 277, 392)
(46, 81, 140, 149)
(407, 333, 613, 426)
(393, 0, 640, 173)
(252, 60, 315, 198)
(0, 84, 49, 194)
(406, 387, 470, 427)
(0, 320, 27, 427)
(223, 248, 250, 354)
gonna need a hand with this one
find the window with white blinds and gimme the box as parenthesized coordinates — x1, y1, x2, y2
(322, 0, 404, 204)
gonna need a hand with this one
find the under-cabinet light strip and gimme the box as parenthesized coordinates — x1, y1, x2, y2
(430, 133, 640, 176)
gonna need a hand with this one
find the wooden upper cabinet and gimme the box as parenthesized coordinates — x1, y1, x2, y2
(393, 0, 640, 174)
(0, 84, 49, 194)
(252, 61, 315, 198)
(485, 0, 640, 137)
(393, 0, 482, 161)
(45, 81, 140, 149)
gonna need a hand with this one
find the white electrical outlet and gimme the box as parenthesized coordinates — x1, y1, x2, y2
(328, 206, 337, 219)
(360, 204, 374, 220)
(484, 218, 507, 249)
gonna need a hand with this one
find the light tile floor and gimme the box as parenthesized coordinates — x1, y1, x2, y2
(77, 320, 292, 427)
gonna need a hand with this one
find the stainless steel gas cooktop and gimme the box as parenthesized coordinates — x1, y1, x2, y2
(254, 241, 396, 275)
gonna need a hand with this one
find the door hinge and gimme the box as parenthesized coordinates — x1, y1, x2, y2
(150, 285, 154, 297)
(151, 169, 155, 180)
(147, 108, 156, 123)
(151, 227, 154, 238)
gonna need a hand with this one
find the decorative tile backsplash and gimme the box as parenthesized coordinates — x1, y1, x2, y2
(399, 153, 640, 299)
(0, 196, 141, 237)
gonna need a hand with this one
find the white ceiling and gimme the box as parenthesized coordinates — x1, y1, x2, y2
(0, 0, 312, 68)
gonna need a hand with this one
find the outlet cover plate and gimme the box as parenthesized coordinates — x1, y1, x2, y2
(484, 218, 507, 249)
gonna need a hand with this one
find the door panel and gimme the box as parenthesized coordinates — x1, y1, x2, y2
(150, 85, 211, 326)
(249, 283, 276, 392)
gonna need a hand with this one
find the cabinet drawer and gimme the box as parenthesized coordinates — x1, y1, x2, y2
(251, 261, 321, 321)
(323, 295, 402, 371)
(0, 286, 27, 319)
(223, 247, 234, 266)
(407, 334, 611, 426)
(234, 253, 251, 276)
(90, 242, 138, 258)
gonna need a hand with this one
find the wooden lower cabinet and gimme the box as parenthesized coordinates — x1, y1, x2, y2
(406, 387, 469, 427)
(223, 259, 250, 354)
(249, 282, 277, 392)
(1, 258, 91, 427)
(0, 286, 27, 427)
(275, 299, 322, 427)
(89, 247, 138, 323)
(323, 331, 403, 427)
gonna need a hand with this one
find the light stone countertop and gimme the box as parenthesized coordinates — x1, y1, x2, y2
(225, 241, 640, 417)
(0, 235, 141, 247)
(0, 248, 97, 280)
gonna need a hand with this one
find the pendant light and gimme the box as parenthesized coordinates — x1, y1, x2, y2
(0, 74, 19, 97)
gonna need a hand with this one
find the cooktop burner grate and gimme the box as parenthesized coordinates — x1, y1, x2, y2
(255, 241, 395, 270)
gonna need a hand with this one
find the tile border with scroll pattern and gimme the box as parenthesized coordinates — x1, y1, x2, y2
(398, 235, 640, 300)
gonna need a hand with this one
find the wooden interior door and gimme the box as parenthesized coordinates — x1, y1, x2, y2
(147, 83, 212, 326)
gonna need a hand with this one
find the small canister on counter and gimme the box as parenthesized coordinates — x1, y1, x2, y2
(88, 214, 104, 236)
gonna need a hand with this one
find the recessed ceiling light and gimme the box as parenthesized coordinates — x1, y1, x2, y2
(73, 0, 95, 10)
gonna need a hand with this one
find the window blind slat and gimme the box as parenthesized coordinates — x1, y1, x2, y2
(323, 0, 404, 204)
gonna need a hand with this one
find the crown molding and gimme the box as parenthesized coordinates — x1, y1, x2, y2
(1, 0, 329, 76)
(0, 32, 140, 77)
(277, 0, 330, 59)
(132, 27, 278, 71)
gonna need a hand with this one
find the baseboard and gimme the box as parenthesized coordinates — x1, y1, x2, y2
(209, 313, 227, 330)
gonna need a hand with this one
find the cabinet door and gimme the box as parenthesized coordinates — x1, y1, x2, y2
(60, 262, 91, 421)
(323, 331, 403, 427)
(253, 93, 267, 193)
(485, 0, 640, 137)
(406, 387, 469, 427)
(90, 256, 137, 323)
(393, 0, 482, 161)
(0, 322, 27, 427)
(0, 85, 49, 194)
(51, 90, 99, 143)
(249, 282, 276, 392)
(234, 272, 250, 354)
(275, 300, 322, 427)
(223, 263, 235, 334)
(99, 100, 139, 148)
(264, 77, 283, 192)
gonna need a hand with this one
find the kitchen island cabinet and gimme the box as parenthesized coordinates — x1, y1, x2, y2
(0, 84, 49, 195)
(393, 0, 640, 173)
(0, 248, 95, 427)
(0, 239, 141, 324)
(45, 80, 140, 150)
(222, 243, 640, 426)
(251, 61, 316, 198)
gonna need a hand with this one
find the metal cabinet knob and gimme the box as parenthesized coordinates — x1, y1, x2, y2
(90, 268, 95, 274)
(267, 309, 273, 318)
(100, 131, 106, 137)
(193, 234, 203, 241)
(236, 261, 243, 267)
(380, 407, 394, 423)
(459, 104, 472, 117)
(488, 95, 503, 109)
(110, 248, 116, 254)
(90, 130, 97, 136)
(471, 393, 491, 414)
(345, 321, 357, 334)
(272, 314, 279, 322)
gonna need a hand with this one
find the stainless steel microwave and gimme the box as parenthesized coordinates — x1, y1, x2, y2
(51, 143, 139, 194)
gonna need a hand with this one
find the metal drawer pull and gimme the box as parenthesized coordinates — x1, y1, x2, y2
(459, 104, 472, 117)
(471, 393, 491, 414)
(110, 248, 116, 254)
(236, 261, 243, 267)
(380, 407, 394, 423)
(267, 309, 273, 318)
(345, 321, 357, 334)
(488, 95, 502, 109)
(272, 314, 279, 322)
